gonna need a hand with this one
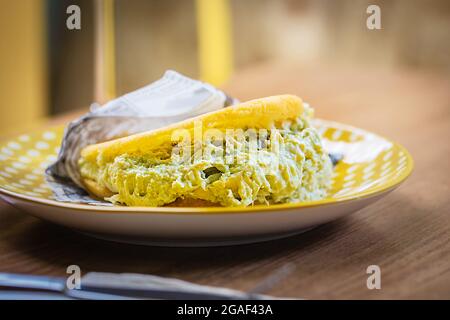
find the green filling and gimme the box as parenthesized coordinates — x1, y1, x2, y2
(80, 117, 332, 207)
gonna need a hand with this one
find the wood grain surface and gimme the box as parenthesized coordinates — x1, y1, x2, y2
(1, 63, 449, 299)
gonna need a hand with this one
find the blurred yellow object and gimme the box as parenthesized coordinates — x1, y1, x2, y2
(94, 0, 117, 104)
(0, 0, 47, 136)
(196, 0, 234, 86)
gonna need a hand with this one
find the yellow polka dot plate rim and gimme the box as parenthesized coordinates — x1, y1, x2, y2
(0, 120, 413, 246)
(0, 119, 413, 213)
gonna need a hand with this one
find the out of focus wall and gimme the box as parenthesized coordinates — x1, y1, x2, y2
(231, 0, 450, 71)
(48, 0, 94, 114)
(115, 0, 198, 93)
(111, 0, 450, 94)
(0, 0, 47, 134)
(46, 0, 450, 116)
(1, 0, 449, 136)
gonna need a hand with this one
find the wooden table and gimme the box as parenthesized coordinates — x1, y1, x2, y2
(1, 63, 449, 299)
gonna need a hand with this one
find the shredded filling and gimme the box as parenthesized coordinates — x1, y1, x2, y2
(80, 117, 332, 207)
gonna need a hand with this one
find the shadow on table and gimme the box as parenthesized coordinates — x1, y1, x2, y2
(6, 216, 346, 270)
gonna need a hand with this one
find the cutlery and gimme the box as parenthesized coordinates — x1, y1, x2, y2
(0, 272, 274, 300)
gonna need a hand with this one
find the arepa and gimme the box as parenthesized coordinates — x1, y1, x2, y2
(79, 95, 332, 207)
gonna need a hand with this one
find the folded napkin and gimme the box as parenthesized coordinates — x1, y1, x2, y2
(46, 70, 237, 204)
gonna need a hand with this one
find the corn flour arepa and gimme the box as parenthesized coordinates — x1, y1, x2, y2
(79, 95, 333, 207)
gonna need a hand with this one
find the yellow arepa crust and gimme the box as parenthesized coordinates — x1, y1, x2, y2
(80, 95, 304, 164)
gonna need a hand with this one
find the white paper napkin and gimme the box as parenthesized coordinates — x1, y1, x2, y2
(46, 70, 237, 204)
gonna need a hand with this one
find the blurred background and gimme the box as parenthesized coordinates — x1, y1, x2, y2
(0, 0, 449, 136)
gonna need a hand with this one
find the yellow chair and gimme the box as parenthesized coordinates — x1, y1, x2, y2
(196, 0, 234, 86)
